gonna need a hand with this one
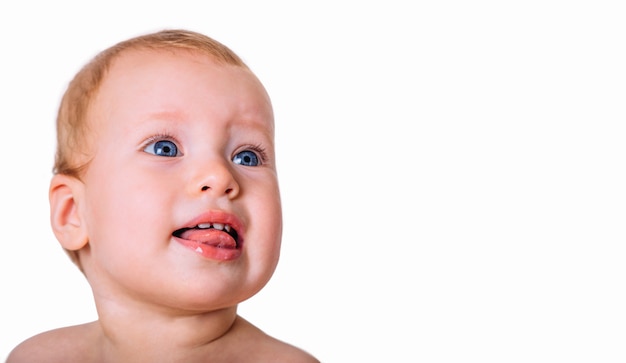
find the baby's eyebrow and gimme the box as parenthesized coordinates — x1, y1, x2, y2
(142, 110, 188, 122)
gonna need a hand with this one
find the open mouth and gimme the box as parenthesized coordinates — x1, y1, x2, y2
(173, 222, 240, 249)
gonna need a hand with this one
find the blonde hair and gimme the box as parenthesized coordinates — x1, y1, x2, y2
(54, 29, 248, 178)
(54, 29, 249, 268)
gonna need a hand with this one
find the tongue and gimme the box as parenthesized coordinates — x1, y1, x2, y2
(179, 229, 237, 249)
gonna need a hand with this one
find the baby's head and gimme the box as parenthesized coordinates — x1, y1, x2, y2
(50, 29, 282, 308)
(54, 30, 252, 268)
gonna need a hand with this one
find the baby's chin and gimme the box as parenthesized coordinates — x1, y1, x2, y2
(152, 275, 274, 311)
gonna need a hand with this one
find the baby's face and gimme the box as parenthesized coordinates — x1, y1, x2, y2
(77, 49, 281, 309)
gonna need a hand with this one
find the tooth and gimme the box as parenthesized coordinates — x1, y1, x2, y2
(213, 223, 224, 230)
(195, 246, 203, 253)
(224, 225, 231, 232)
(198, 223, 212, 229)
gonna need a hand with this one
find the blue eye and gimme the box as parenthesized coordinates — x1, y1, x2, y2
(233, 150, 260, 166)
(145, 140, 180, 157)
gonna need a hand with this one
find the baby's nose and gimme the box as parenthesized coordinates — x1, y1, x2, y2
(191, 160, 240, 199)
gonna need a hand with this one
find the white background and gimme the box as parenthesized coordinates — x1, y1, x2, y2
(1, 1, 625, 362)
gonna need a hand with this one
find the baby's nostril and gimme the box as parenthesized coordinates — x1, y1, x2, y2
(201, 185, 209, 191)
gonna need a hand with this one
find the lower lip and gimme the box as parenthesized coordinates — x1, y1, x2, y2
(174, 237, 242, 261)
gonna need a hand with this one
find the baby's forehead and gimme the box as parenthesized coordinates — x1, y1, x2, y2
(92, 47, 274, 132)
(99, 47, 265, 101)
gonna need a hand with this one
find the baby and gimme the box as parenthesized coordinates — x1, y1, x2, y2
(7, 29, 318, 362)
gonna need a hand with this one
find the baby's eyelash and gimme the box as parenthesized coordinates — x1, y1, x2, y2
(244, 144, 269, 163)
(140, 133, 179, 148)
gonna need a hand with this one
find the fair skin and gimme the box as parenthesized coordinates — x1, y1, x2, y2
(8, 49, 318, 362)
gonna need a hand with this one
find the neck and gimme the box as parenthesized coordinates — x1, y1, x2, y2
(93, 296, 239, 362)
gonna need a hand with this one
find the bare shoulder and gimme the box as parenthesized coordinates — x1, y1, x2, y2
(231, 316, 319, 363)
(257, 335, 320, 363)
(6, 322, 98, 363)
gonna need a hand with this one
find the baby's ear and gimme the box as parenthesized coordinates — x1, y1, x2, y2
(49, 174, 89, 251)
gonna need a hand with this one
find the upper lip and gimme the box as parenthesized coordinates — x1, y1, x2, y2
(172, 210, 244, 246)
